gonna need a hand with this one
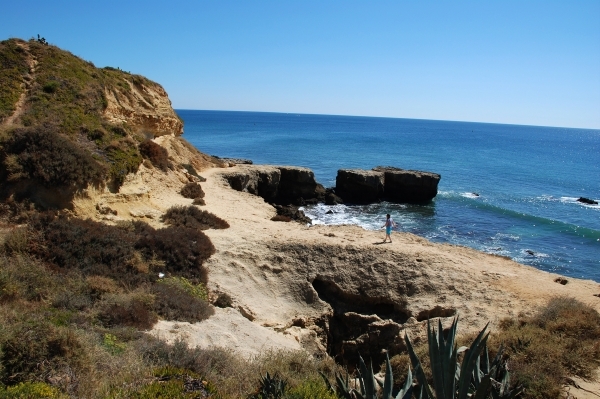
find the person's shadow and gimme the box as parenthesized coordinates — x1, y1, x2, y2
(373, 241, 389, 245)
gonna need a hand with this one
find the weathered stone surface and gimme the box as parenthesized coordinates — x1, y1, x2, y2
(374, 166, 440, 204)
(277, 166, 322, 205)
(335, 167, 440, 204)
(222, 165, 325, 206)
(103, 80, 183, 138)
(335, 169, 384, 204)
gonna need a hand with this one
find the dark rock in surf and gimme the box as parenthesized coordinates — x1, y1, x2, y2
(274, 204, 311, 225)
(221, 165, 325, 206)
(325, 188, 343, 205)
(374, 166, 441, 204)
(335, 167, 440, 204)
(577, 197, 598, 205)
(335, 169, 384, 204)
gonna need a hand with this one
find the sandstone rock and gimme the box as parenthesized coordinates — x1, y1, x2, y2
(374, 166, 440, 204)
(335, 169, 384, 204)
(103, 80, 183, 138)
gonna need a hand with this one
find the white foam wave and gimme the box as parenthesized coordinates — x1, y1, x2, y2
(461, 192, 481, 199)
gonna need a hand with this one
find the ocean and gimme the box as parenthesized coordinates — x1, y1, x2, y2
(178, 110, 600, 283)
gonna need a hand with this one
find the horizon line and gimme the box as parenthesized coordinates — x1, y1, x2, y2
(174, 108, 600, 131)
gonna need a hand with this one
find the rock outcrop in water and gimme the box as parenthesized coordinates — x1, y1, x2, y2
(221, 165, 326, 205)
(336, 167, 440, 204)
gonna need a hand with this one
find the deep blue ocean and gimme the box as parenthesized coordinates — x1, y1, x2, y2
(178, 110, 600, 282)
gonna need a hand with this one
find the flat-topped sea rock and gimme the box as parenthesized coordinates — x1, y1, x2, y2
(374, 166, 441, 204)
(335, 169, 384, 204)
(221, 165, 325, 205)
(335, 167, 440, 204)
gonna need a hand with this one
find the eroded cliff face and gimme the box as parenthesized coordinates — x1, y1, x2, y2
(103, 79, 183, 138)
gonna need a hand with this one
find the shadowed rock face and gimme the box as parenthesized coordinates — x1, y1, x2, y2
(335, 169, 384, 204)
(336, 167, 440, 204)
(222, 165, 326, 205)
(374, 166, 441, 204)
(261, 242, 458, 367)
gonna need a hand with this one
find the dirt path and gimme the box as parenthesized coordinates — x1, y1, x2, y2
(2, 42, 38, 128)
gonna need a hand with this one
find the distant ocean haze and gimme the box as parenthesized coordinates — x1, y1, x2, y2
(178, 110, 600, 282)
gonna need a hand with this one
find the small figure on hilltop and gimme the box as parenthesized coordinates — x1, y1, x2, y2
(382, 213, 397, 243)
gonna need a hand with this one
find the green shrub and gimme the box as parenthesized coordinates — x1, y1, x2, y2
(95, 292, 157, 330)
(486, 297, 600, 399)
(0, 126, 107, 188)
(43, 80, 59, 93)
(105, 138, 142, 187)
(151, 281, 214, 323)
(139, 139, 170, 171)
(0, 382, 67, 399)
(180, 182, 205, 199)
(162, 205, 229, 230)
(286, 378, 339, 399)
(0, 253, 58, 302)
(159, 277, 208, 300)
(0, 313, 86, 385)
(102, 333, 127, 355)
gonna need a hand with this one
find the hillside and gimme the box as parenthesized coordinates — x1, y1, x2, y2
(0, 38, 598, 398)
(0, 37, 221, 209)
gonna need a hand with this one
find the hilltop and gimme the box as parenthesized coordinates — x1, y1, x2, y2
(0, 38, 598, 398)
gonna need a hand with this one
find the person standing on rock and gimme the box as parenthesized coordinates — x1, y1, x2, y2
(382, 214, 397, 243)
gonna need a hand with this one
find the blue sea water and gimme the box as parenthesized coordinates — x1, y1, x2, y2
(178, 110, 600, 282)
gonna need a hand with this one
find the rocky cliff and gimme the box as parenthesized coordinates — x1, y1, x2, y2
(0, 38, 194, 208)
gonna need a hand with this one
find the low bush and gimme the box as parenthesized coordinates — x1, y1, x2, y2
(0, 312, 86, 386)
(0, 253, 59, 303)
(95, 292, 157, 330)
(139, 139, 170, 171)
(0, 382, 67, 399)
(162, 205, 229, 230)
(105, 138, 142, 187)
(26, 213, 149, 286)
(0, 126, 106, 188)
(285, 378, 337, 399)
(134, 223, 214, 284)
(180, 182, 205, 199)
(151, 281, 214, 323)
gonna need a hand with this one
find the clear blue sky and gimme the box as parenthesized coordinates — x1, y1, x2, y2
(2, 1, 599, 128)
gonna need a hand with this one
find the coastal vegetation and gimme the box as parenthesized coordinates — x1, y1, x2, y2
(0, 37, 598, 398)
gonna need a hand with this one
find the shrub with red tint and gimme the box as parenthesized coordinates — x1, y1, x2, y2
(151, 283, 214, 323)
(139, 139, 170, 171)
(180, 182, 205, 199)
(1, 126, 106, 188)
(133, 222, 214, 284)
(162, 205, 229, 230)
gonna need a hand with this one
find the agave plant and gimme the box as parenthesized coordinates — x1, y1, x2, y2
(321, 317, 521, 399)
(251, 371, 287, 399)
(320, 353, 413, 399)
(405, 317, 522, 399)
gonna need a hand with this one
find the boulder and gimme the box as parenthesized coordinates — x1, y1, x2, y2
(335, 169, 384, 204)
(374, 166, 440, 204)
